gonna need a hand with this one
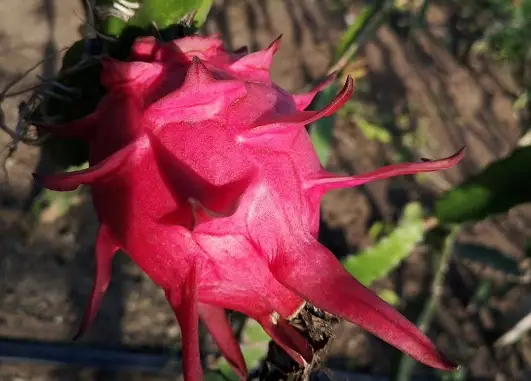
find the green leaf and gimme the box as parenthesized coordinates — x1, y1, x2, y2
(129, 0, 213, 29)
(94, 0, 131, 36)
(193, 0, 214, 27)
(205, 372, 227, 381)
(368, 221, 386, 241)
(342, 202, 425, 287)
(354, 115, 392, 143)
(32, 163, 89, 221)
(513, 90, 529, 111)
(435, 146, 531, 223)
(334, 4, 375, 60)
(216, 345, 265, 380)
(412, 0, 430, 29)
(378, 288, 401, 306)
(332, 0, 394, 66)
(437, 366, 468, 381)
(468, 279, 495, 311)
(241, 319, 270, 343)
(454, 243, 522, 276)
(214, 319, 268, 380)
(309, 82, 340, 166)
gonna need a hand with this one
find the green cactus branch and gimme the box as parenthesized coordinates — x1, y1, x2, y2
(93, 0, 213, 37)
(395, 226, 460, 381)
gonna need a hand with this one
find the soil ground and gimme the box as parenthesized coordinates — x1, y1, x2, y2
(0, 1, 530, 381)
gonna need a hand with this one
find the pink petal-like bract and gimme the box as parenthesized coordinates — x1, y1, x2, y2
(36, 35, 464, 381)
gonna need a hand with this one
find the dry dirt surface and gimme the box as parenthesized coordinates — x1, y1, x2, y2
(0, 1, 530, 381)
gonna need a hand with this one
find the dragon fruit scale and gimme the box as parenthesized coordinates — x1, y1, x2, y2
(35, 35, 464, 381)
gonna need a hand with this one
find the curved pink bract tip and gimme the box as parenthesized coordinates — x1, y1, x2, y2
(270, 238, 457, 370)
(306, 147, 466, 195)
(73, 225, 119, 340)
(291, 73, 337, 111)
(199, 304, 247, 380)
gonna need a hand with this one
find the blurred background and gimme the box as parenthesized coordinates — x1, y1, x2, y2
(1, 0, 531, 380)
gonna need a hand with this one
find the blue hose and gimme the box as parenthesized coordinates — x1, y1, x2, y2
(0, 337, 437, 380)
(0, 337, 181, 374)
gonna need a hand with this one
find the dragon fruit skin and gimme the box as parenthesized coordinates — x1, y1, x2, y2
(35, 35, 464, 381)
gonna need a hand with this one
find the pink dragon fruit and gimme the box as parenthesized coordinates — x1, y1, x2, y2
(35, 35, 464, 381)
